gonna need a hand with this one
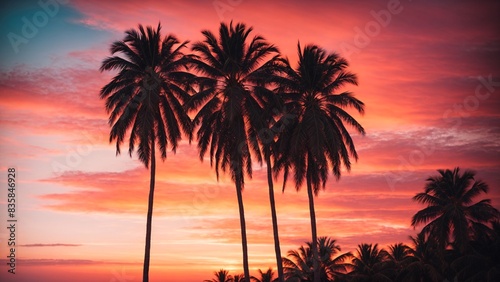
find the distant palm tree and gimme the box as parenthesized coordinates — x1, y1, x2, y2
(99, 23, 191, 282)
(283, 236, 352, 281)
(233, 274, 246, 282)
(348, 243, 391, 282)
(411, 167, 500, 253)
(275, 43, 365, 282)
(251, 268, 278, 282)
(386, 243, 415, 281)
(399, 233, 443, 282)
(283, 243, 313, 281)
(188, 22, 280, 281)
(205, 269, 233, 282)
(452, 220, 500, 281)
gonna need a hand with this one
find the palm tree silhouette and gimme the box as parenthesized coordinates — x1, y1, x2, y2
(99, 23, 191, 282)
(411, 167, 500, 253)
(399, 233, 443, 282)
(348, 243, 391, 282)
(233, 274, 246, 282)
(204, 269, 233, 282)
(251, 268, 278, 282)
(261, 92, 288, 282)
(283, 236, 352, 281)
(187, 22, 280, 281)
(275, 43, 365, 282)
(452, 220, 500, 281)
(386, 243, 415, 281)
(283, 244, 313, 281)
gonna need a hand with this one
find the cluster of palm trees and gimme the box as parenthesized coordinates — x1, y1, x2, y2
(206, 168, 500, 281)
(100, 21, 364, 282)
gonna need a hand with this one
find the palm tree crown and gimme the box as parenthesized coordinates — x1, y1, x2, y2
(251, 268, 278, 282)
(349, 243, 391, 281)
(283, 236, 352, 281)
(100, 23, 191, 165)
(276, 43, 365, 192)
(204, 269, 233, 282)
(411, 167, 500, 253)
(188, 21, 280, 185)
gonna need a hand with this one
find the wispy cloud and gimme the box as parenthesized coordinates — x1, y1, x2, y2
(19, 243, 82, 247)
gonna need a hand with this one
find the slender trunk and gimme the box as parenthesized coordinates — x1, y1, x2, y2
(266, 153, 284, 282)
(236, 181, 250, 281)
(143, 138, 156, 282)
(307, 172, 320, 282)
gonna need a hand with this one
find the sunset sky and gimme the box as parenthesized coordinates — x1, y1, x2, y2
(1, 0, 499, 281)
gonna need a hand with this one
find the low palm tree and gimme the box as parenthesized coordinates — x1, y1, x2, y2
(99, 23, 191, 282)
(205, 269, 233, 282)
(348, 243, 392, 282)
(188, 22, 281, 281)
(275, 43, 365, 282)
(399, 233, 443, 282)
(411, 167, 500, 253)
(283, 236, 352, 281)
(283, 244, 313, 281)
(386, 243, 415, 281)
(233, 274, 246, 282)
(251, 268, 278, 282)
(452, 220, 500, 281)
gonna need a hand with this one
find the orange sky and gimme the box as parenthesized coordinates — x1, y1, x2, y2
(1, 0, 500, 281)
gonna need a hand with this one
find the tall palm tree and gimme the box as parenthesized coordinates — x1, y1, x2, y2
(187, 22, 281, 281)
(275, 43, 365, 282)
(251, 268, 278, 282)
(262, 110, 287, 282)
(99, 23, 191, 282)
(283, 236, 352, 281)
(411, 167, 500, 253)
(205, 269, 234, 282)
(348, 243, 392, 282)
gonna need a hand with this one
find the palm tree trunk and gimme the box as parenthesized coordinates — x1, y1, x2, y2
(306, 172, 320, 282)
(143, 138, 156, 282)
(266, 153, 284, 282)
(236, 181, 250, 281)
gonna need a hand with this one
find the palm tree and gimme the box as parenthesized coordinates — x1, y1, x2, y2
(399, 233, 443, 282)
(283, 236, 352, 281)
(233, 274, 246, 282)
(251, 268, 278, 282)
(452, 220, 500, 281)
(386, 243, 415, 281)
(187, 22, 281, 281)
(99, 23, 191, 282)
(205, 269, 234, 282)
(262, 106, 287, 282)
(411, 167, 500, 253)
(283, 244, 313, 281)
(348, 243, 392, 282)
(275, 43, 365, 282)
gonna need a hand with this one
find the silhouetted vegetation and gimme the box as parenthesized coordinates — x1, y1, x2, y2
(99, 23, 192, 282)
(206, 168, 500, 282)
(99, 22, 498, 282)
